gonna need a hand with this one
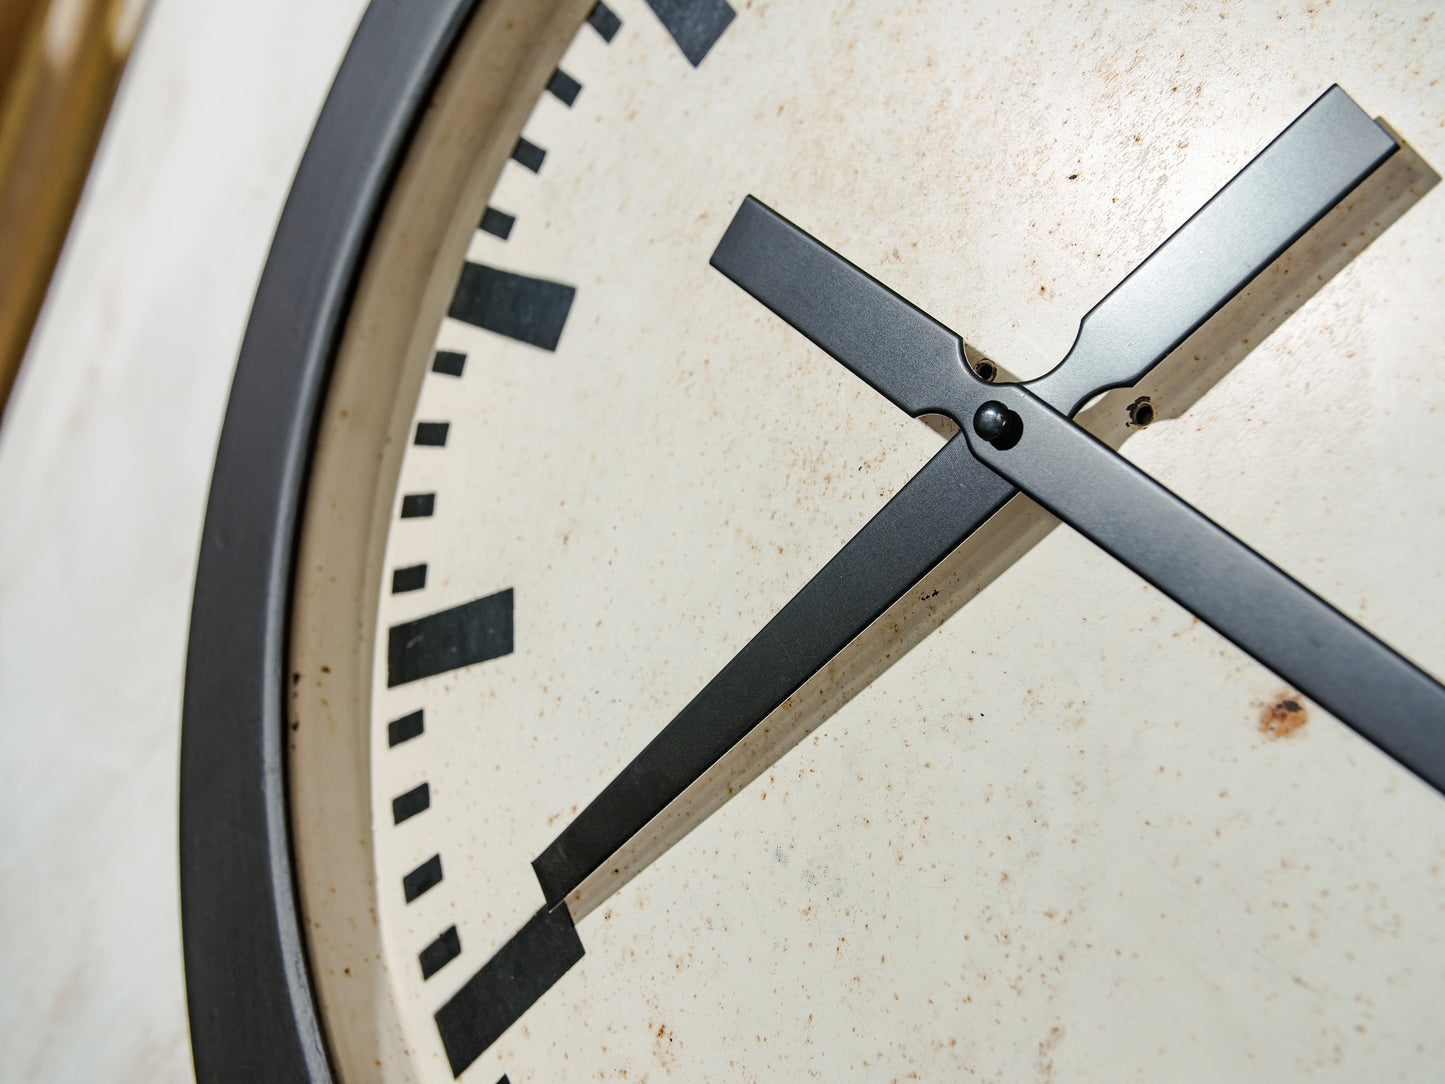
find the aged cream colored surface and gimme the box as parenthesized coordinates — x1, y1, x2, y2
(0, 1, 368, 1079)
(343, 1, 1445, 1081)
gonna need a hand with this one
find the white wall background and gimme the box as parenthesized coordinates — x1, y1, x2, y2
(0, 2, 367, 1078)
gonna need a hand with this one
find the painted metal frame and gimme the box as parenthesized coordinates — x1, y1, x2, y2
(179, 2, 481, 1079)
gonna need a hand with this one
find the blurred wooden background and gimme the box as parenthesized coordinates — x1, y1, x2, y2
(0, 0, 149, 419)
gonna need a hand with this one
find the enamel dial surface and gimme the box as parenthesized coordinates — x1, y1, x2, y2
(286, 1, 1445, 1080)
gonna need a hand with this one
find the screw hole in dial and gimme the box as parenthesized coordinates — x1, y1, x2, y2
(1127, 396, 1155, 428)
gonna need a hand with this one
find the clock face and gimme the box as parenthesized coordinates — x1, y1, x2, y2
(263, 1, 1445, 1081)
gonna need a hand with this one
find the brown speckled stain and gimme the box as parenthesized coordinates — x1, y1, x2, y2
(1259, 692, 1308, 739)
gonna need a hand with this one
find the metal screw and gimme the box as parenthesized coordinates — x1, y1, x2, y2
(973, 401, 1011, 442)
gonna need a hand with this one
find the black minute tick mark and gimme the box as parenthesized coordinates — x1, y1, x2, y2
(400, 493, 435, 519)
(403, 854, 443, 903)
(479, 207, 515, 240)
(414, 422, 449, 447)
(432, 350, 466, 377)
(546, 68, 582, 107)
(586, 1, 621, 42)
(392, 564, 427, 594)
(393, 782, 431, 824)
(387, 710, 424, 747)
(510, 137, 546, 173)
(419, 925, 461, 980)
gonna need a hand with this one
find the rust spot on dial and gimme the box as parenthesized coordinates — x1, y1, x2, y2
(1260, 693, 1308, 739)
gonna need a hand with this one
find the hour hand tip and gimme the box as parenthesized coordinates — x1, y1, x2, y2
(711, 196, 972, 419)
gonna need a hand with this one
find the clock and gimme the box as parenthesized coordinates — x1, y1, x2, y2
(180, 0, 1445, 1081)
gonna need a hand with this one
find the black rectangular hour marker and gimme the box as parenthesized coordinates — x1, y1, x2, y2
(420, 925, 462, 980)
(393, 782, 431, 824)
(387, 588, 514, 687)
(392, 564, 428, 594)
(414, 421, 449, 447)
(511, 136, 545, 173)
(587, 1, 621, 41)
(435, 905, 585, 1076)
(546, 68, 582, 107)
(449, 264, 575, 352)
(643, 0, 734, 66)
(403, 854, 443, 903)
(400, 493, 435, 519)
(387, 709, 424, 747)
(479, 207, 515, 240)
(432, 350, 466, 376)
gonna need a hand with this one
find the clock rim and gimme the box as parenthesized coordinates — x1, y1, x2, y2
(178, 2, 481, 1079)
(283, 2, 591, 1079)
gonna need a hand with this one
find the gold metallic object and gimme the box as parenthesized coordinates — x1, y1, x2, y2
(0, 0, 149, 420)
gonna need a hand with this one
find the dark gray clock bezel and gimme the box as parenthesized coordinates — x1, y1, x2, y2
(179, 1, 481, 1080)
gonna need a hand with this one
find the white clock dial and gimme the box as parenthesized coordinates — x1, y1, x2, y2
(272, 1, 1445, 1081)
